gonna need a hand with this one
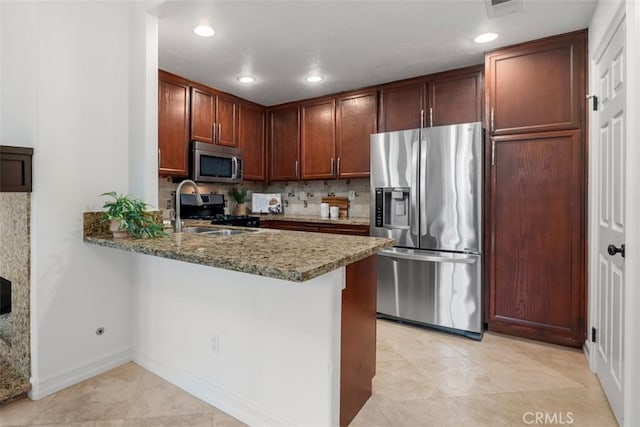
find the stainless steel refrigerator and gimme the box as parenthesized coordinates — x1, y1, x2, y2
(370, 122, 483, 339)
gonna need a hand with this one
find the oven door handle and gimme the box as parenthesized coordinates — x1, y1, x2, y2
(232, 157, 238, 179)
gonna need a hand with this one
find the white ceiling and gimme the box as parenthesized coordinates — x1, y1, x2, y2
(155, 0, 597, 106)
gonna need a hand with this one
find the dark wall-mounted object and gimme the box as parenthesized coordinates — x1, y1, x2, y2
(0, 277, 11, 315)
(0, 145, 33, 192)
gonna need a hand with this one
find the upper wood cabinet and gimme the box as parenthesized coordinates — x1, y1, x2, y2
(158, 70, 190, 177)
(378, 80, 424, 132)
(336, 90, 378, 179)
(301, 98, 336, 180)
(485, 31, 586, 136)
(239, 102, 266, 181)
(190, 87, 215, 143)
(191, 85, 239, 147)
(217, 94, 239, 147)
(269, 105, 300, 181)
(428, 66, 483, 126)
(378, 65, 484, 132)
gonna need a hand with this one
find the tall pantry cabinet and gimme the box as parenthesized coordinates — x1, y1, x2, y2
(485, 30, 587, 347)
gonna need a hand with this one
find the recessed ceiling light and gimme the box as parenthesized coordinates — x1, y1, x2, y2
(305, 75, 324, 83)
(193, 25, 215, 37)
(237, 75, 256, 84)
(474, 32, 498, 44)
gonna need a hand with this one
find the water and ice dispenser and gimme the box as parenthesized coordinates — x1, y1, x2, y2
(374, 187, 411, 228)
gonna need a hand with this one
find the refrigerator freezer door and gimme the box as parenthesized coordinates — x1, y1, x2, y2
(377, 248, 482, 334)
(420, 122, 482, 253)
(370, 129, 420, 248)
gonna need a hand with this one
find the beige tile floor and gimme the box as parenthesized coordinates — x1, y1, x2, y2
(0, 320, 617, 427)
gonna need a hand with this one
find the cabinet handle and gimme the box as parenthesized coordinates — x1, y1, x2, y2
(420, 109, 424, 129)
(491, 139, 495, 166)
(331, 158, 335, 175)
(295, 160, 299, 178)
(213, 122, 217, 142)
(429, 107, 433, 127)
(218, 123, 222, 141)
(158, 148, 161, 167)
(337, 157, 341, 177)
(490, 108, 495, 133)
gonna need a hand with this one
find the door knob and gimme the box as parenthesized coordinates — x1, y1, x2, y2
(607, 244, 625, 258)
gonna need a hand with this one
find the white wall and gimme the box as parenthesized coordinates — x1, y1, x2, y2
(131, 254, 342, 427)
(0, 1, 156, 398)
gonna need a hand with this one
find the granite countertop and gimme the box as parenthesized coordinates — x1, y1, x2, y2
(84, 215, 392, 282)
(257, 214, 369, 226)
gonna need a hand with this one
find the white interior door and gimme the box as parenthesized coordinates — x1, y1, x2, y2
(595, 16, 626, 426)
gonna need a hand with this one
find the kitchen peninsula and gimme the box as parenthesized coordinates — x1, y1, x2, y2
(83, 214, 393, 426)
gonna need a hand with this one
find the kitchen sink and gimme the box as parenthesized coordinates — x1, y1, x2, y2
(181, 227, 256, 236)
(204, 229, 254, 236)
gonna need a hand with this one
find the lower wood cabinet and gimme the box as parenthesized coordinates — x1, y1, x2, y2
(487, 130, 585, 347)
(263, 220, 369, 236)
(341, 255, 376, 426)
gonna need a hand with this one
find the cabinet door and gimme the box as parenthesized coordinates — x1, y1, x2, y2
(378, 81, 424, 132)
(269, 106, 300, 181)
(428, 68, 482, 126)
(336, 90, 377, 179)
(158, 72, 190, 177)
(486, 31, 586, 135)
(301, 98, 335, 180)
(217, 94, 239, 147)
(239, 102, 266, 181)
(488, 130, 585, 347)
(190, 88, 215, 143)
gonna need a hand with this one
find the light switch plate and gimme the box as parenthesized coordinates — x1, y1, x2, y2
(348, 190, 356, 201)
(298, 191, 307, 201)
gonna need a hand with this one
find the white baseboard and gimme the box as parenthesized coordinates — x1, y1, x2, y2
(133, 350, 296, 427)
(29, 348, 132, 400)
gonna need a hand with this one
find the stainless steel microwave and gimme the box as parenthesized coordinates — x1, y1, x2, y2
(191, 141, 243, 184)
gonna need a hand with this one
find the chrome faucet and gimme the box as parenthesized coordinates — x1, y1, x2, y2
(174, 179, 203, 233)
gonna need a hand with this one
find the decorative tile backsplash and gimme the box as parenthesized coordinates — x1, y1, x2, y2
(158, 177, 370, 219)
(264, 179, 370, 218)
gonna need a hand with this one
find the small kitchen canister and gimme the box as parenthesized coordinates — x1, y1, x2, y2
(320, 203, 330, 218)
(329, 206, 340, 219)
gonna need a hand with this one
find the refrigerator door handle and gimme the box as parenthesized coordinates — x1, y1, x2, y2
(419, 138, 428, 235)
(379, 248, 477, 264)
(410, 141, 419, 238)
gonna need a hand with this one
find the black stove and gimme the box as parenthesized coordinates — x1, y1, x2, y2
(210, 214, 260, 227)
(178, 193, 260, 227)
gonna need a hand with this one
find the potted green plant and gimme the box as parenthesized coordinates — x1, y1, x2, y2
(101, 191, 167, 239)
(228, 187, 249, 215)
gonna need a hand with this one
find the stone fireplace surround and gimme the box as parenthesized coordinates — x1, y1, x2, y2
(0, 193, 31, 403)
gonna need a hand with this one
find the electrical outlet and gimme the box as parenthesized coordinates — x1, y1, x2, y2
(298, 191, 307, 201)
(348, 190, 356, 200)
(210, 334, 219, 354)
